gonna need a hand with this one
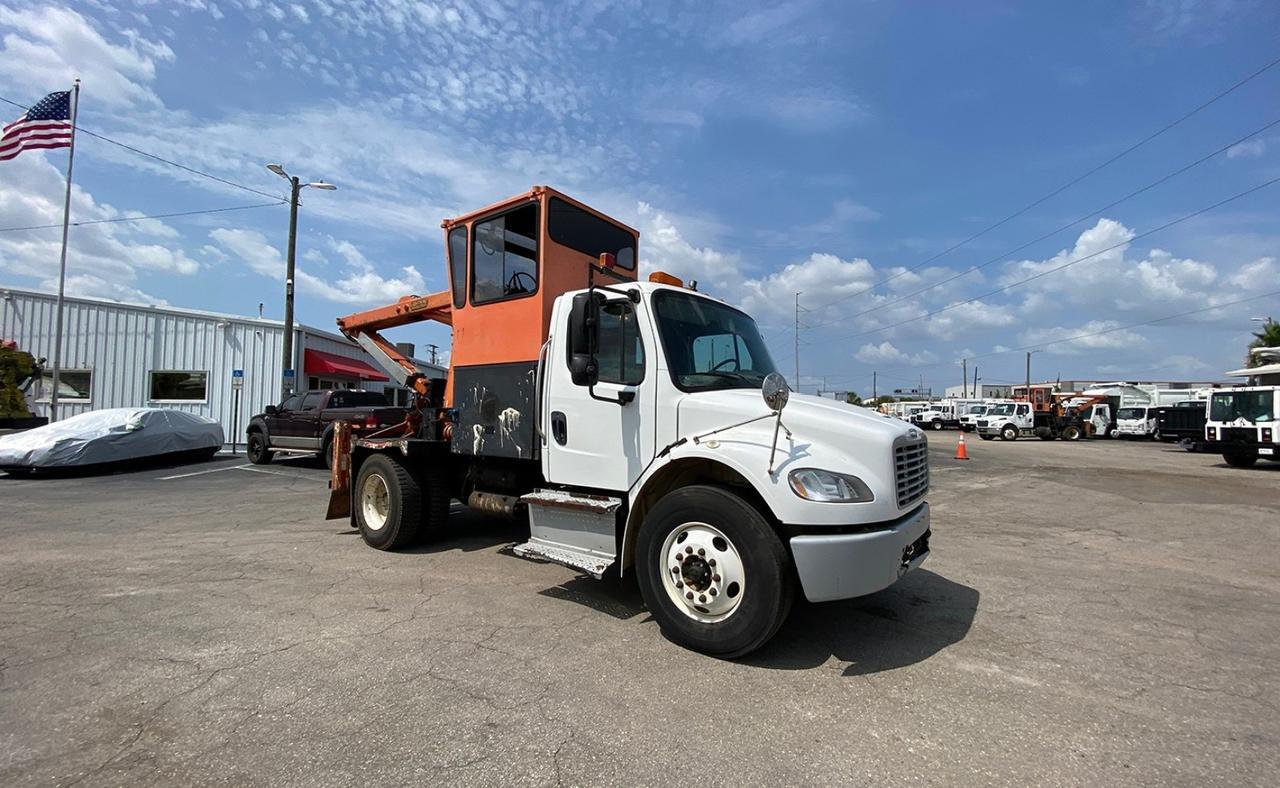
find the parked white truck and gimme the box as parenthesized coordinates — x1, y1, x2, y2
(1113, 405, 1159, 439)
(1204, 385, 1279, 468)
(326, 187, 933, 658)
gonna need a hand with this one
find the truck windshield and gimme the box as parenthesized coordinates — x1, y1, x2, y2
(987, 404, 1016, 416)
(653, 290, 778, 392)
(1116, 407, 1146, 420)
(1210, 391, 1274, 423)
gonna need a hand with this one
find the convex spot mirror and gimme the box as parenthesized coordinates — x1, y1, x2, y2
(762, 372, 790, 411)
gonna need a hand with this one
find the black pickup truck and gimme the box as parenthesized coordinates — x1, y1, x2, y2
(246, 389, 403, 467)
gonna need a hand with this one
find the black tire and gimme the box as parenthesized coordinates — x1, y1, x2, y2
(930, 419, 944, 431)
(246, 432, 273, 465)
(1000, 425, 1018, 442)
(1223, 451, 1258, 468)
(980, 434, 995, 441)
(354, 454, 421, 550)
(1062, 425, 1082, 441)
(415, 469, 451, 540)
(1105, 426, 1117, 438)
(636, 485, 793, 659)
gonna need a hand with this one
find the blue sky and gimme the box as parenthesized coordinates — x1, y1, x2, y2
(1, 0, 1278, 394)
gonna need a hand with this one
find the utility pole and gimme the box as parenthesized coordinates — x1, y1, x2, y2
(962, 358, 968, 398)
(872, 370, 877, 401)
(973, 365, 978, 397)
(919, 373, 925, 399)
(426, 343, 439, 365)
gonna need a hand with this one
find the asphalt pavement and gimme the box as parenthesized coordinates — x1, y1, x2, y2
(1, 439, 1278, 785)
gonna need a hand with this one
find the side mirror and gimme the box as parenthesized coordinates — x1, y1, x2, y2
(568, 291, 602, 387)
(264, 405, 278, 415)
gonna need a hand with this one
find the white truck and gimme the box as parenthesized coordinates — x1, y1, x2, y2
(911, 398, 986, 431)
(1204, 385, 1279, 468)
(975, 402, 1035, 440)
(327, 187, 932, 658)
(1113, 405, 1159, 439)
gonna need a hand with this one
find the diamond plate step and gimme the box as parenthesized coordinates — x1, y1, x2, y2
(512, 541, 615, 580)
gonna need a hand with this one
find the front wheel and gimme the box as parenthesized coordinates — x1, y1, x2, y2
(1223, 451, 1258, 468)
(1062, 425, 1082, 441)
(246, 432, 273, 465)
(930, 419, 944, 431)
(1000, 425, 1018, 441)
(636, 486, 793, 658)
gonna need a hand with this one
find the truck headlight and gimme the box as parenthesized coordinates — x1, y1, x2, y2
(787, 468, 875, 503)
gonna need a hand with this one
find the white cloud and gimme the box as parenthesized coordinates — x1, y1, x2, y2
(0, 6, 172, 108)
(1019, 321, 1148, 355)
(636, 202, 741, 295)
(854, 341, 937, 366)
(0, 154, 196, 299)
(1226, 139, 1266, 159)
(207, 228, 426, 305)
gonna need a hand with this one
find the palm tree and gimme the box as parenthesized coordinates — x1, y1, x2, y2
(1247, 318, 1280, 367)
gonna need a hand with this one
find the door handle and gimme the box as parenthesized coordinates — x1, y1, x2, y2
(551, 411, 567, 445)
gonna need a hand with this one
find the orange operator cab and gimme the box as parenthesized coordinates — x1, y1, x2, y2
(335, 186, 639, 461)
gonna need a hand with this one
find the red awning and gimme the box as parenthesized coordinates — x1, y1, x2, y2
(304, 349, 390, 382)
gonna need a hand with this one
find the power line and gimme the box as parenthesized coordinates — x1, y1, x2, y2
(800, 52, 1280, 316)
(814, 114, 1280, 328)
(0, 94, 284, 201)
(0, 201, 285, 233)
(833, 173, 1280, 341)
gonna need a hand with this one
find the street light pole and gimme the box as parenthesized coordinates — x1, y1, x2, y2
(266, 164, 336, 397)
(281, 175, 301, 395)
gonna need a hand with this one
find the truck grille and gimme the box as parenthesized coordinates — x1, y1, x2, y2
(894, 439, 929, 509)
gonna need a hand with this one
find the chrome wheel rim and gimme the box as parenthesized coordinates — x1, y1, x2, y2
(659, 522, 745, 623)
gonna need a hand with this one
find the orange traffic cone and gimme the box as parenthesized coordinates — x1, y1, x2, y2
(955, 433, 970, 460)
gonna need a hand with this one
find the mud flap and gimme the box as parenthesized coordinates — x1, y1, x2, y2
(326, 421, 353, 520)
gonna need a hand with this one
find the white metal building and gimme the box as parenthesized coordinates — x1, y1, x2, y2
(0, 285, 439, 446)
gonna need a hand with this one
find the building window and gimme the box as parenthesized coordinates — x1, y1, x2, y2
(36, 369, 92, 401)
(472, 203, 538, 304)
(548, 197, 636, 269)
(150, 370, 209, 402)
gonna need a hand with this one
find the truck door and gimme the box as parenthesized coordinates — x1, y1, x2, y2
(543, 295, 656, 492)
(1016, 403, 1032, 430)
(267, 394, 301, 446)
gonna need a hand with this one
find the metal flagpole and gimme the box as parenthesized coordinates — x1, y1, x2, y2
(49, 79, 80, 423)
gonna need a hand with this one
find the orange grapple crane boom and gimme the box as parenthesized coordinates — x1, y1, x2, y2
(336, 290, 452, 396)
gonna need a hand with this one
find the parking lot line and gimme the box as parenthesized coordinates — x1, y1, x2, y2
(234, 465, 319, 479)
(158, 464, 252, 480)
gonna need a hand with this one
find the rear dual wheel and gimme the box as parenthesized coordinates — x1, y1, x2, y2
(354, 454, 450, 550)
(636, 486, 793, 659)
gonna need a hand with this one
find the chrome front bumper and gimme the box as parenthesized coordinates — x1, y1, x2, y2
(789, 504, 931, 603)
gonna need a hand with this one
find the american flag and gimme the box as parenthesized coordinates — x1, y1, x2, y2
(0, 91, 73, 162)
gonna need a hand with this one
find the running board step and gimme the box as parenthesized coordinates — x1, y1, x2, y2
(514, 489, 622, 580)
(511, 541, 615, 580)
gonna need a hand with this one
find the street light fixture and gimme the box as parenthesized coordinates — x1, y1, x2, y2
(265, 162, 338, 395)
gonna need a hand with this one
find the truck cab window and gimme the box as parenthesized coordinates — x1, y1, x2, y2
(448, 226, 467, 309)
(280, 395, 301, 412)
(472, 204, 538, 304)
(595, 301, 645, 385)
(300, 392, 323, 411)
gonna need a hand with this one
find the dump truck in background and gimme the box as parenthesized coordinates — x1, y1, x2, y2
(321, 187, 932, 658)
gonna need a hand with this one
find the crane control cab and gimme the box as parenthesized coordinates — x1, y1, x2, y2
(325, 186, 932, 657)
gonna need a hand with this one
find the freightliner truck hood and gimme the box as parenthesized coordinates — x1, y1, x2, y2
(672, 390, 925, 525)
